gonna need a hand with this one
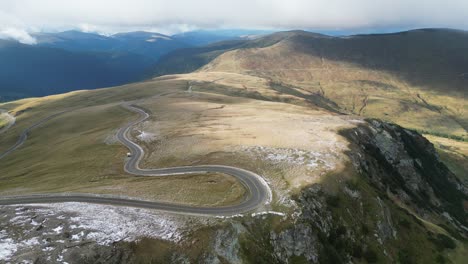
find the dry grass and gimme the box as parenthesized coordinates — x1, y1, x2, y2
(0, 71, 361, 209)
(200, 40, 467, 140)
(132, 86, 358, 195)
(85, 172, 246, 207)
(2, 70, 463, 210)
(0, 78, 253, 207)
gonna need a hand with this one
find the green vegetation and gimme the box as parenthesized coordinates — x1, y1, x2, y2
(426, 135, 468, 183)
(0, 79, 247, 206)
(318, 168, 459, 264)
(430, 234, 457, 251)
(153, 40, 248, 76)
(418, 130, 468, 142)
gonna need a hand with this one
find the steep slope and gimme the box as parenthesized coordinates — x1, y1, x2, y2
(0, 39, 153, 101)
(152, 39, 248, 76)
(151, 31, 307, 77)
(199, 29, 468, 141)
(204, 29, 468, 93)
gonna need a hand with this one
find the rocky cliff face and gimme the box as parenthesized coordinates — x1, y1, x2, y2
(345, 119, 467, 232)
(235, 119, 467, 263)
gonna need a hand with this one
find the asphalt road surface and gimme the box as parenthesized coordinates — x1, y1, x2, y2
(0, 104, 271, 216)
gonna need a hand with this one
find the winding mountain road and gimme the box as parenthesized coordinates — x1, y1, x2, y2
(0, 111, 66, 160)
(0, 104, 271, 216)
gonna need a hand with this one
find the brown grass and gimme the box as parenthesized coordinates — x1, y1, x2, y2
(200, 40, 467, 140)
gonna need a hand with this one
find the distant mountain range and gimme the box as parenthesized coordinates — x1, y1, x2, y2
(1, 28, 467, 102)
(31, 29, 270, 60)
(32, 30, 188, 61)
(0, 30, 263, 101)
(0, 39, 153, 100)
(155, 28, 468, 94)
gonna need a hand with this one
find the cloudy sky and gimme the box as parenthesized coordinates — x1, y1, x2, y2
(1, 0, 468, 44)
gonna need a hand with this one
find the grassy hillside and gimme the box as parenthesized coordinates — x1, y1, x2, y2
(0, 72, 357, 204)
(426, 135, 468, 183)
(0, 79, 249, 206)
(151, 40, 248, 76)
(0, 72, 466, 263)
(206, 29, 468, 93)
(198, 29, 468, 141)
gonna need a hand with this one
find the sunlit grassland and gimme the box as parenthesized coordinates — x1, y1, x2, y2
(425, 135, 468, 183)
(0, 79, 247, 207)
(201, 41, 467, 141)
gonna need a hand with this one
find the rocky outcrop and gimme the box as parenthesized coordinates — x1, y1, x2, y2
(241, 119, 467, 263)
(270, 222, 319, 263)
(344, 119, 467, 232)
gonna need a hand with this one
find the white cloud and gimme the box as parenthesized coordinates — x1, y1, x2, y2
(0, 28, 36, 44)
(0, 0, 467, 38)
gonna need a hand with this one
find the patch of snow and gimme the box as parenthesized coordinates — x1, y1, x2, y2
(9, 215, 29, 224)
(146, 35, 171, 42)
(137, 130, 157, 143)
(22, 237, 40, 247)
(240, 146, 336, 171)
(43, 246, 55, 252)
(52, 226, 63, 234)
(0, 228, 42, 261)
(277, 193, 297, 208)
(32, 203, 182, 245)
(15, 210, 24, 215)
(216, 214, 244, 219)
(349, 119, 366, 124)
(0, 231, 17, 261)
(251, 211, 286, 217)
